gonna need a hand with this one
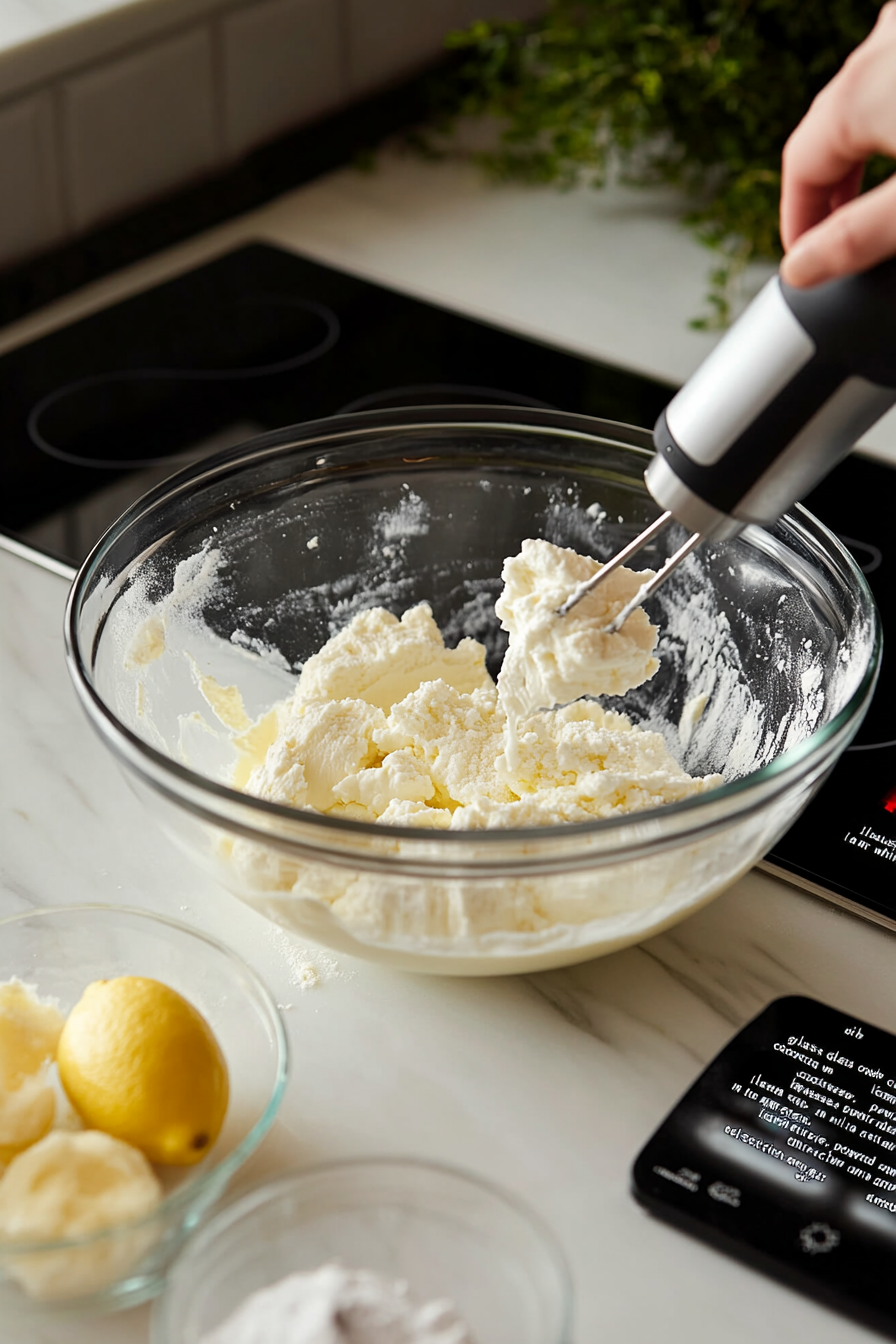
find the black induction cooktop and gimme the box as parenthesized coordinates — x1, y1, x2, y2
(2, 240, 894, 929)
(762, 453, 896, 927)
(0, 241, 673, 561)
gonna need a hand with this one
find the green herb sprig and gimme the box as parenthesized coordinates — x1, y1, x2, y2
(419, 0, 892, 327)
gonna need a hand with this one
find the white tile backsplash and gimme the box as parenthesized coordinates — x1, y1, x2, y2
(0, 90, 64, 262)
(0, 0, 550, 275)
(345, 0, 455, 98)
(220, 0, 343, 158)
(61, 26, 217, 231)
(453, 0, 545, 23)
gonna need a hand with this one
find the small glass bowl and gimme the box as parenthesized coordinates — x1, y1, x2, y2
(0, 904, 288, 1319)
(151, 1158, 572, 1344)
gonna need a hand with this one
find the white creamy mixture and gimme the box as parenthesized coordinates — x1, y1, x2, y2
(240, 539, 719, 829)
(108, 501, 854, 958)
(495, 539, 659, 757)
(199, 1263, 473, 1344)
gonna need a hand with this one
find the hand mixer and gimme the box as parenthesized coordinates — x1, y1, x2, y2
(559, 257, 896, 628)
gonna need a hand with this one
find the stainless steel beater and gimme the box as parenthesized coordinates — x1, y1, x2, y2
(560, 258, 896, 630)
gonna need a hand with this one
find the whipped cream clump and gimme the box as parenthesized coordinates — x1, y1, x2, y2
(240, 540, 720, 829)
(198, 1262, 473, 1344)
(295, 603, 491, 712)
(495, 538, 659, 765)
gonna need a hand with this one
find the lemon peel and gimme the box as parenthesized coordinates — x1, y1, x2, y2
(56, 976, 229, 1166)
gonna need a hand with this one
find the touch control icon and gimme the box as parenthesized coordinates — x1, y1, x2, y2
(799, 1222, 841, 1255)
(707, 1181, 741, 1208)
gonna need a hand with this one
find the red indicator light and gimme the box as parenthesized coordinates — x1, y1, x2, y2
(883, 786, 896, 814)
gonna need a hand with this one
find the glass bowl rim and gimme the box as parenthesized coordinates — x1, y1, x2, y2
(63, 406, 882, 852)
(150, 1154, 574, 1344)
(0, 902, 289, 1256)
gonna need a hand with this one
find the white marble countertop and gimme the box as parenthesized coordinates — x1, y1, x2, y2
(3, 151, 896, 1344)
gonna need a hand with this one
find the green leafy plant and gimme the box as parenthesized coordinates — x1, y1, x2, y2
(418, 0, 892, 326)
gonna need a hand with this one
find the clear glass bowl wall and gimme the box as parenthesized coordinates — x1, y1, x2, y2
(65, 409, 880, 975)
(0, 906, 287, 1320)
(151, 1159, 572, 1344)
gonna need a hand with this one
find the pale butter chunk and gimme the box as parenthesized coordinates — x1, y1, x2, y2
(507, 700, 698, 792)
(0, 978, 65, 1090)
(0, 980, 65, 1165)
(452, 700, 721, 829)
(0, 1069, 56, 1163)
(495, 538, 659, 766)
(375, 682, 514, 810)
(247, 699, 386, 812)
(452, 769, 720, 829)
(0, 1130, 162, 1299)
(334, 747, 435, 817)
(293, 603, 492, 712)
(376, 800, 453, 829)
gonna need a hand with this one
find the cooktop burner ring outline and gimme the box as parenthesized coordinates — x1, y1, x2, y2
(26, 295, 341, 470)
(334, 383, 558, 415)
(837, 534, 883, 576)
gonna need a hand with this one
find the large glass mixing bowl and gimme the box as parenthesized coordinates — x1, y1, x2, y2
(65, 408, 880, 975)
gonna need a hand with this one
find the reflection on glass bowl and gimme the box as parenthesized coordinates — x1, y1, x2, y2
(64, 408, 880, 975)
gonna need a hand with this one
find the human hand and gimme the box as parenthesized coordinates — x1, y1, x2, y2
(780, 2, 896, 287)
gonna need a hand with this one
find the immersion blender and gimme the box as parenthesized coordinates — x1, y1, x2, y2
(560, 259, 896, 626)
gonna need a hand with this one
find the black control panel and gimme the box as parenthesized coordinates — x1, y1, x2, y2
(633, 996, 896, 1337)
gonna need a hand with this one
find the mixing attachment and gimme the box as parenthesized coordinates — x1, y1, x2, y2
(561, 258, 896, 625)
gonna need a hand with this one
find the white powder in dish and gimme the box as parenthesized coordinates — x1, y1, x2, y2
(198, 1263, 474, 1344)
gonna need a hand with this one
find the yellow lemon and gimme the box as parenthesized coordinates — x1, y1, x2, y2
(56, 977, 229, 1166)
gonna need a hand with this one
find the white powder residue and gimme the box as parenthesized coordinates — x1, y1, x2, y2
(166, 545, 228, 616)
(726, 700, 773, 778)
(379, 493, 430, 542)
(307, 536, 319, 550)
(230, 630, 293, 671)
(267, 928, 342, 991)
(198, 1263, 474, 1344)
(794, 663, 826, 751)
(635, 560, 774, 777)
